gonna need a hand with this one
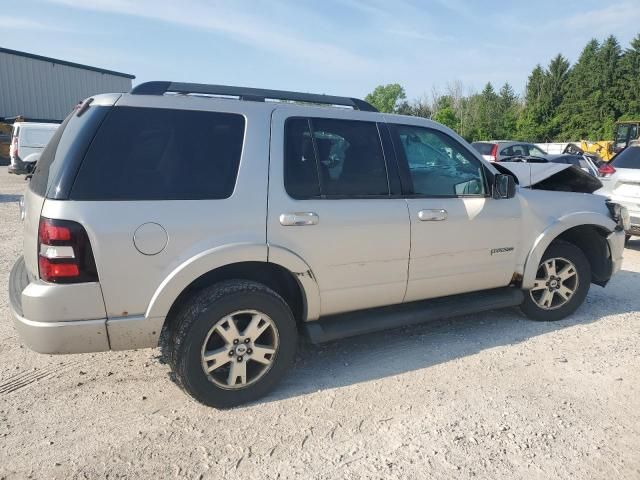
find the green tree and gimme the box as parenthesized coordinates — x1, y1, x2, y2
(396, 98, 432, 118)
(498, 82, 519, 139)
(475, 83, 500, 140)
(517, 65, 546, 141)
(617, 34, 640, 117)
(365, 84, 407, 113)
(557, 39, 601, 139)
(518, 55, 570, 141)
(595, 35, 623, 138)
(432, 96, 460, 130)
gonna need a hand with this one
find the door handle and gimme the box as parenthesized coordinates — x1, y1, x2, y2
(279, 212, 319, 226)
(418, 209, 447, 221)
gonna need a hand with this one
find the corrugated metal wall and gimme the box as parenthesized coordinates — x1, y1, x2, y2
(0, 51, 132, 121)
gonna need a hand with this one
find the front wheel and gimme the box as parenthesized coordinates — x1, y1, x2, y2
(520, 242, 591, 321)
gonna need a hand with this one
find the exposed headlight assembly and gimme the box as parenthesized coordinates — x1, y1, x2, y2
(606, 201, 630, 231)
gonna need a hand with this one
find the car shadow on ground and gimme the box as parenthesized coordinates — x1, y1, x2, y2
(0, 194, 22, 203)
(263, 268, 640, 404)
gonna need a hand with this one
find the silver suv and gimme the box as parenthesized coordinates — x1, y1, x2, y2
(9, 82, 627, 408)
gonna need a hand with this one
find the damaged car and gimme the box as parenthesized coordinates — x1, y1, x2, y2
(8, 82, 628, 408)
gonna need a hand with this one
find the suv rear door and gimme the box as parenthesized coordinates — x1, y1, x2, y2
(388, 121, 521, 302)
(268, 107, 410, 317)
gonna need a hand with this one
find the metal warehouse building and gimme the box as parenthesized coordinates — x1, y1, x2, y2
(0, 47, 134, 122)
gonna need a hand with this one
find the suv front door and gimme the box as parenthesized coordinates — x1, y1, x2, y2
(268, 107, 410, 317)
(388, 122, 521, 302)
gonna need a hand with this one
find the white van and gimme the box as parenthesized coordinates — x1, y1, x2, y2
(8, 122, 59, 174)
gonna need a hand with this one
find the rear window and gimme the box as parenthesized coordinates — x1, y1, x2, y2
(29, 115, 72, 197)
(20, 127, 57, 148)
(471, 142, 495, 155)
(30, 106, 111, 198)
(612, 146, 640, 169)
(70, 107, 245, 200)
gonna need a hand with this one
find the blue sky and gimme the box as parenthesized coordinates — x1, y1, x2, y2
(1, 0, 639, 100)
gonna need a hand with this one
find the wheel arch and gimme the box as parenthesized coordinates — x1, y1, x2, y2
(522, 213, 616, 289)
(147, 244, 320, 342)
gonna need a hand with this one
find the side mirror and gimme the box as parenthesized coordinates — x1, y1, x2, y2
(493, 174, 516, 199)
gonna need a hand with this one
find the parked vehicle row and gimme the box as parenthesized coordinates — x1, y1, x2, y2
(8, 82, 627, 408)
(471, 141, 548, 162)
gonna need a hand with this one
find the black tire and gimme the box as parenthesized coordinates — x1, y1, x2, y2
(520, 242, 591, 322)
(625, 234, 632, 246)
(167, 280, 297, 408)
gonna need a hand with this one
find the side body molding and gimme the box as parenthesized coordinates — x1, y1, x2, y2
(521, 212, 616, 289)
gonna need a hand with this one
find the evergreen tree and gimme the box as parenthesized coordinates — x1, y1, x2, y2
(498, 82, 518, 139)
(616, 34, 640, 118)
(595, 35, 622, 138)
(556, 39, 601, 140)
(517, 65, 546, 140)
(475, 83, 500, 139)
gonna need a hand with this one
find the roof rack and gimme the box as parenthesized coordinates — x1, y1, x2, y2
(129, 81, 378, 112)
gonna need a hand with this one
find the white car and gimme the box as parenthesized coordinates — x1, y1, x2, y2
(596, 143, 640, 241)
(8, 122, 59, 174)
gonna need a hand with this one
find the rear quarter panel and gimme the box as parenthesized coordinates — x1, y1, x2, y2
(42, 96, 273, 321)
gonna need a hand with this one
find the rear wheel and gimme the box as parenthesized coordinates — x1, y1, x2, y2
(168, 280, 297, 408)
(520, 242, 591, 321)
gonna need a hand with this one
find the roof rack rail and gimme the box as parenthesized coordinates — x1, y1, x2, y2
(130, 81, 378, 112)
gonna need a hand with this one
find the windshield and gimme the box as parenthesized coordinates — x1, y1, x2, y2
(615, 124, 631, 150)
(612, 146, 640, 169)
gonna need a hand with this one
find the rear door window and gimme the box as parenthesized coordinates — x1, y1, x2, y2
(284, 117, 389, 198)
(612, 146, 640, 169)
(71, 107, 246, 200)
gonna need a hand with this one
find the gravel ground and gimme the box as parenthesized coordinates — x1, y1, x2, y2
(0, 169, 639, 479)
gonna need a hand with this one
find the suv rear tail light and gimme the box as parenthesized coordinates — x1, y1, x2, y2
(38, 217, 98, 283)
(598, 163, 616, 177)
(10, 136, 18, 158)
(490, 144, 498, 162)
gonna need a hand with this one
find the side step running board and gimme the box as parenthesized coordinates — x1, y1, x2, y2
(303, 287, 524, 344)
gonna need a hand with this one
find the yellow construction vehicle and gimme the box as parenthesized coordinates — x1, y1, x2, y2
(611, 120, 640, 155)
(576, 139, 615, 161)
(568, 121, 640, 162)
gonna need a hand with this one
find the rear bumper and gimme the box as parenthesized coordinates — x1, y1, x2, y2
(10, 304, 109, 354)
(8, 256, 109, 354)
(8, 256, 161, 354)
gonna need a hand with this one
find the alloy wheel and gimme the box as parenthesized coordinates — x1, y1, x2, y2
(201, 310, 279, 390)
(529, 257, 579, 310)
